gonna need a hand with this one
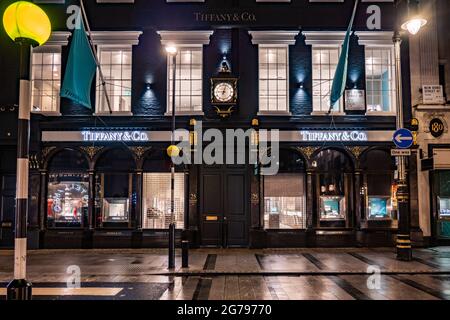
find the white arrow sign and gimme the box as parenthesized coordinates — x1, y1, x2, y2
(394, 134, 413, 144)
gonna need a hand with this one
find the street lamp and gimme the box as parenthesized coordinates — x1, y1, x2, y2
(165, 44, 177, 269)
(393, 0, 425, 261)
(401, 0, 427, 35)
(2, 1, 51, 300)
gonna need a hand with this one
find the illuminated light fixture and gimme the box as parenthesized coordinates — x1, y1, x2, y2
(167, 145, 180, 158)
(165, 45, 177, 55)
(3, 1, 51, 46)
(298, 82, 304, 89)
(146, 83, 152, 90)
(401, 0, 427, 35)
(401, 17, 427, 35)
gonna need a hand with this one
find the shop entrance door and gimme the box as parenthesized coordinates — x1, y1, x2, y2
(0, 175, 15, 248)
(200, 166, 249, 247)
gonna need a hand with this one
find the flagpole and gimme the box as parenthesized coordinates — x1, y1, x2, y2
(327, 0, 359, 114)
(79, 0, 113, 114)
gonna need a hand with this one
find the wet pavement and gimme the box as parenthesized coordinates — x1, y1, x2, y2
(1, 247, 450, 300)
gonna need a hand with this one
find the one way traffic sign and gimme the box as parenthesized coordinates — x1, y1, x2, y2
(393, 129, 414, 149)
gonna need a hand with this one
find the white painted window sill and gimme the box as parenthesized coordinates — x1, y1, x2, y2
(32, 112, 62, 117)
(310, 111, 345, 116)
(93, 112, 133, 116)
(257, 111, 292, 116)
(365, 112, 396, 116)
(164, 111, 204, 116)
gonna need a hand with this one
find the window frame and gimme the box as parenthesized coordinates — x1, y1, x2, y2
(257, 44, 290, 115)
(94, 44, 133, 116)
(311, 45, 344, 114)
(364, 46, 397, 116)
(165, 46, 204, 115)
(30, 31, 70, 116)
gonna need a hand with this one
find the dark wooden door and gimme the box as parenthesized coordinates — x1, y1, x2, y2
(0, 175, 15, 248)
(200, 166, 249, 247)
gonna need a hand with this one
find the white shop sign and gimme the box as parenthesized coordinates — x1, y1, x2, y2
(344, 89, 366, 111)
(423, 85, 445, 105)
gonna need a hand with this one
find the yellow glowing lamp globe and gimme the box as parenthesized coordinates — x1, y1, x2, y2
(3, 1, 51, 46)
(167, 145, 180, 158)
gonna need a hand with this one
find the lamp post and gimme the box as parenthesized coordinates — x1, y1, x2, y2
(166, 45, 178, 269)
(393, 0, 427, 261)
(2, 1, 51, 299)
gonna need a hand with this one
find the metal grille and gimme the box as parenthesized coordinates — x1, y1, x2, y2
(142, 173, 185, 229)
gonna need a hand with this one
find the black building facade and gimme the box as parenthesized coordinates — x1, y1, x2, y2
(0, 0, 422, 249)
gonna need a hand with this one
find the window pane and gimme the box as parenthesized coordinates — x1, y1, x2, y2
(31, 49, 61, 113)
(47, 174, 89, 228)
(312, 47, 340, 112)
(167, 48, 203, 112)
(97, 47, 133, 113)
(365, 47, 396, 112)
(258, 46, 288, 112)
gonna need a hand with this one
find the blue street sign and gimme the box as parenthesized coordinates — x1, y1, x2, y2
(393, 128, 414, 149)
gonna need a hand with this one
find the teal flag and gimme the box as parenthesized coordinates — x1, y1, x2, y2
(60, 12, 97, 109)
(329, 0, 359, 111)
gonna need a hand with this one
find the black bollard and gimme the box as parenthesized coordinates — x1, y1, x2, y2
(182, 240, 189, 268)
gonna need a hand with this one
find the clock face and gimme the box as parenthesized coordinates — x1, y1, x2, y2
(214, 82, 235, 103)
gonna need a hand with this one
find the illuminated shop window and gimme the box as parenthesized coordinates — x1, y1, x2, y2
(31, 47, 61, 113)
(96, 173, 132, 226)
(360, 150, 397, 221)
(315, 149, 352, 222)
(47, 174, 88, 228)
(167, 47, 203, 113)
(142, 173, 185, 229)
(312, 47, 342, 113)
(96, 46, 132, 114)
(436, 171, 450, 238)
(365, 47, 396, 113)
(365, 174, 396, 220)
(258, 46, 289, 112)
(264, 174, 306, 229)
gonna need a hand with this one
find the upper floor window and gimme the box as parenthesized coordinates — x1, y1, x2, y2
(96, 46, 132, 114)
(258, 46, 289, 113)
(303, 31, 346, 115)
(89, 31, 142, 115)
(31, 32, 70, 115)
(312, 47, 341, 113)
(167, 47, 203, 113)
(356, 31, 396, 115)
(31, 47, 62, 114)
(365, 47, 396, 113)
(249, 30, 298, 115)
(158, 30, 214, 115)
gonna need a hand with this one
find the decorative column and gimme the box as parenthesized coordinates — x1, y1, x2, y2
(87, 169, 95, 230)
(135, 170, 143, 230)
(38, 170, 47, 232)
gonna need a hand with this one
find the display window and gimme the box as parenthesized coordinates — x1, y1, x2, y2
(47, 174, 88, 228)
(95, 173, 133, 227)
(142, 173, 185, 229)
(435, 171, 450, 238)
(314, 149, 353, 226)
(360, 150, 397, 221)
(320, 196, 346, 220)
(94, 148, 136, 228)
(264, 174, 306, 229)
(263, 150, 306, 229)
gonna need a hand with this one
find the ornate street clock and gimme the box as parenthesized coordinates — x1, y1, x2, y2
(211, 61, 238, 118)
